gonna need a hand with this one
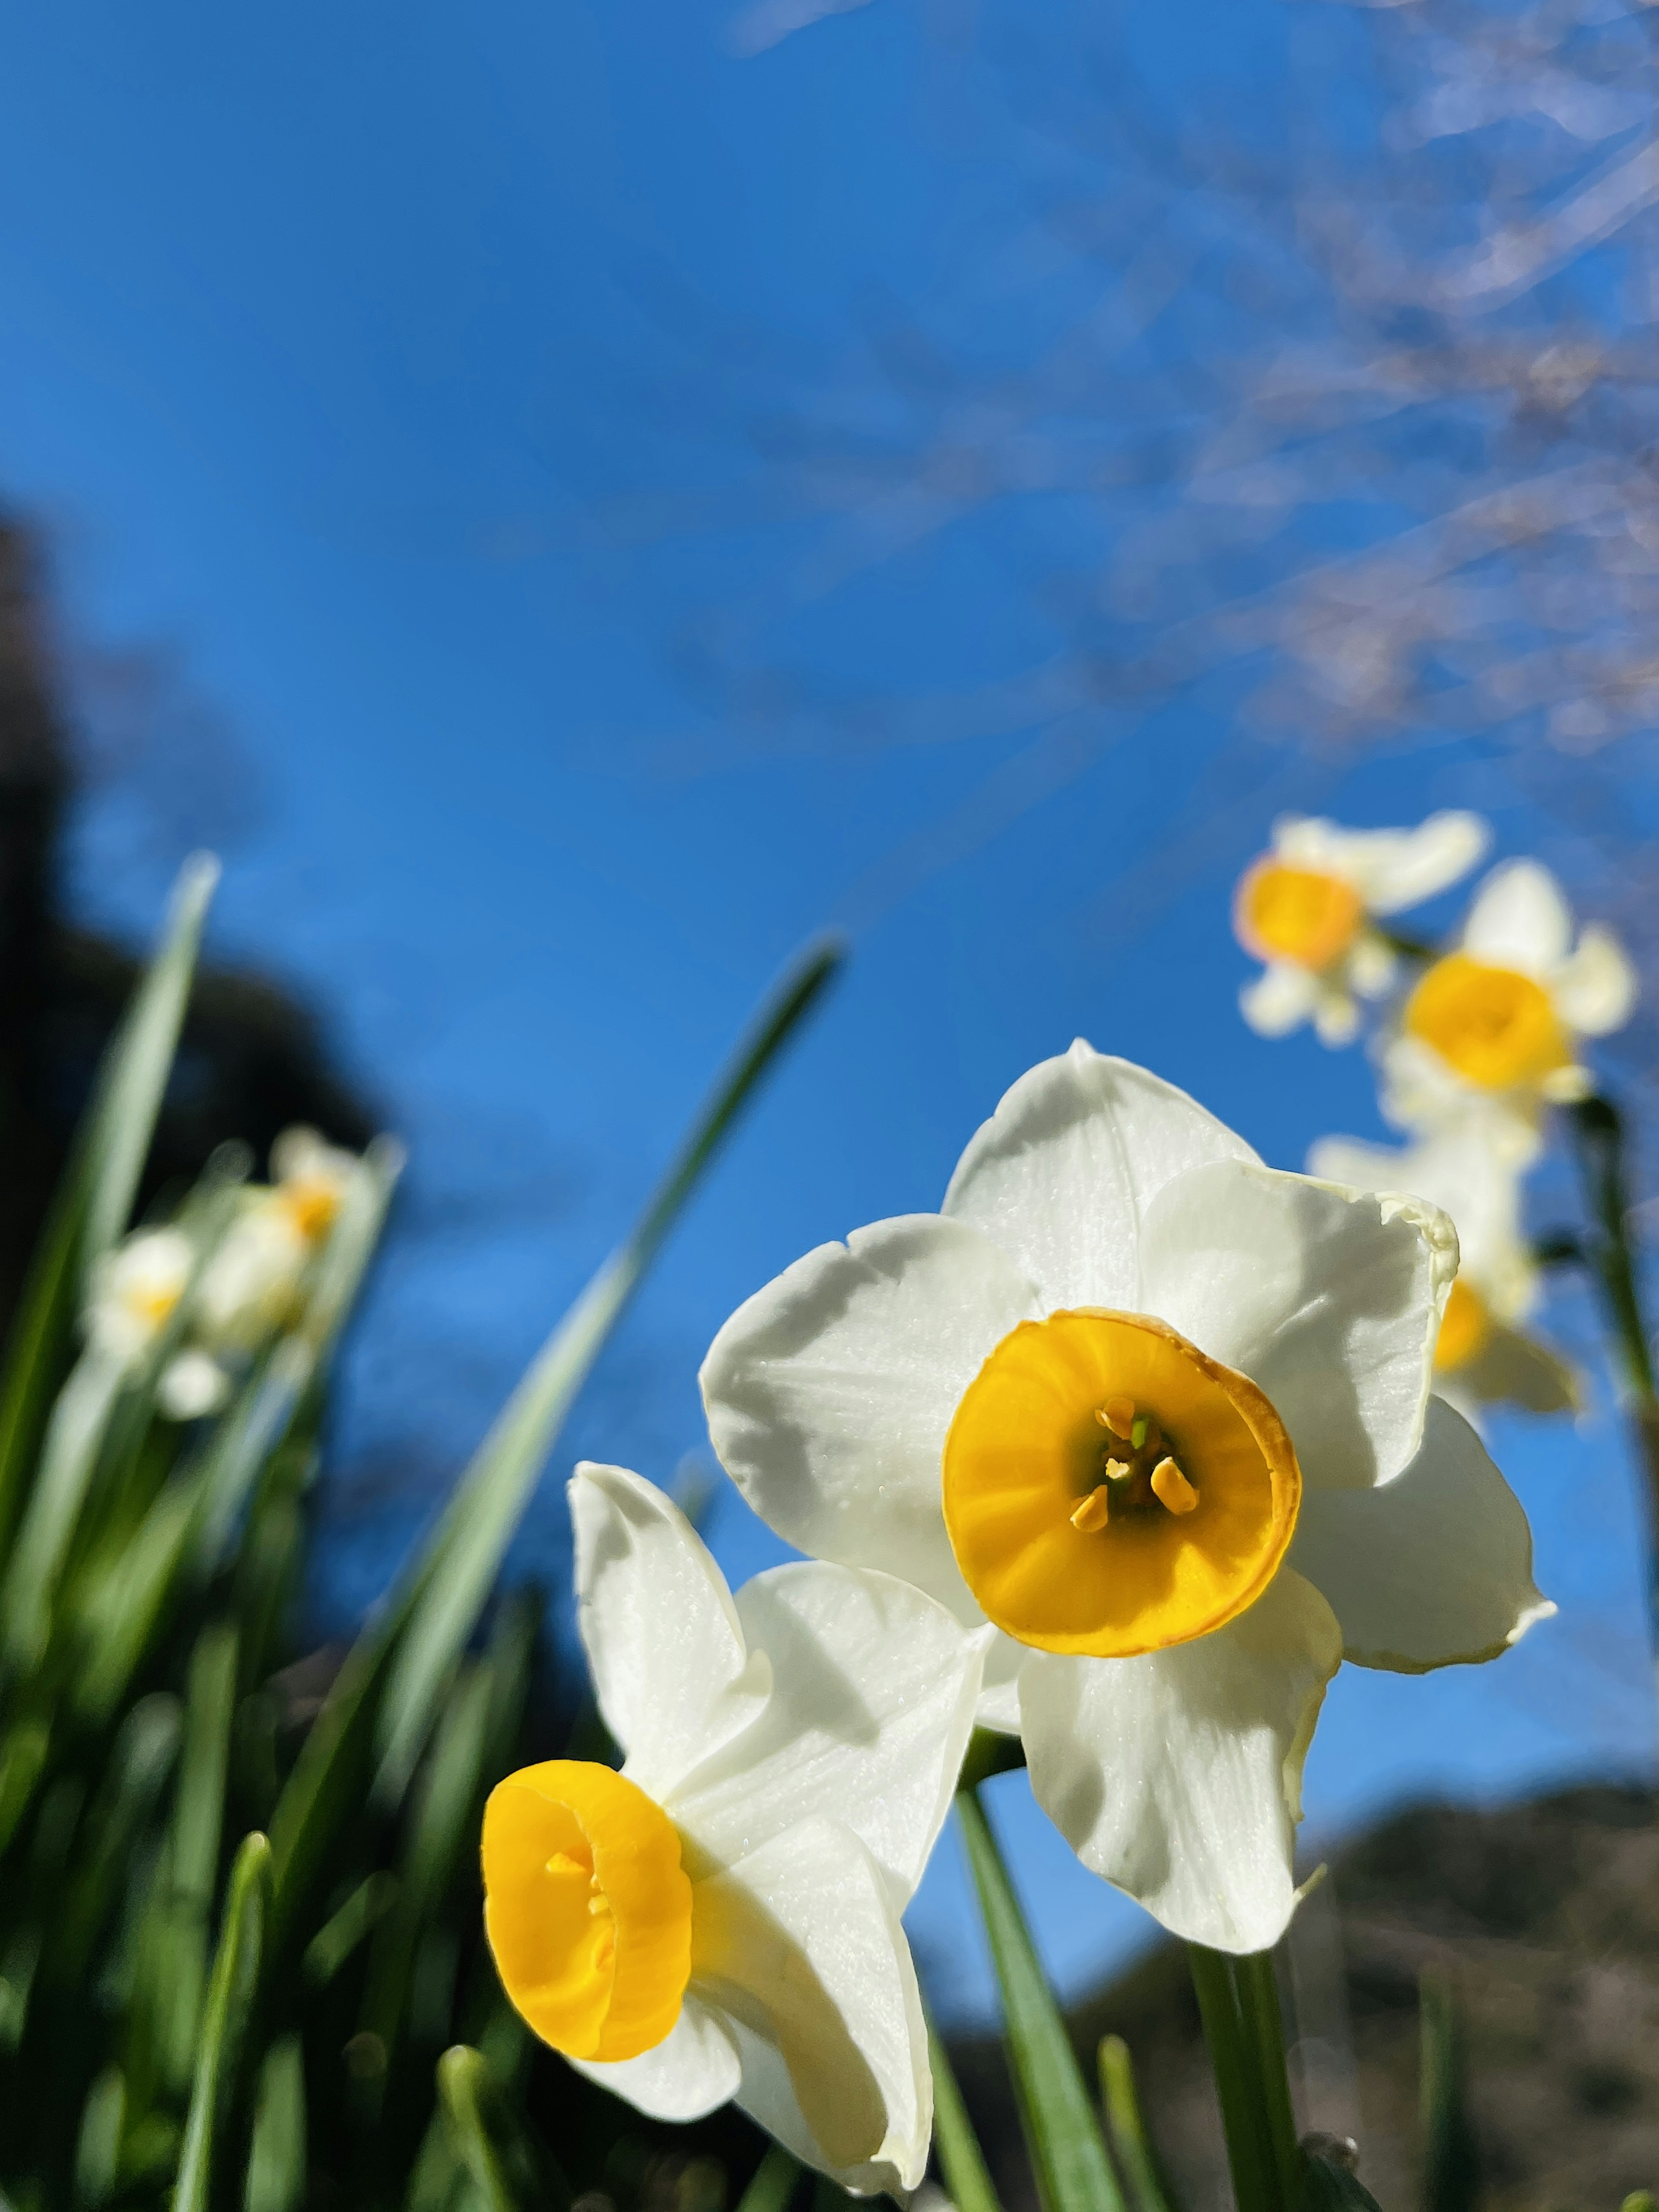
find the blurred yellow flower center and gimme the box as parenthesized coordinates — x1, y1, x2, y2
(1434, 1278, 1492, 1373)
(128, 1282, 184, 1329)
(278, 1177, 343, 1242)
(942, 1310, 1301, 1660)
(1405, 954, 1570, 1091)
(1235, 860, 1364, 971)
(482, 1761, 692, 2063)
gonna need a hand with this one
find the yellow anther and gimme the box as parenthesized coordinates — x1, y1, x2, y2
(587, 1892, 611, 1917)
(546, 1851, 586, 1879)
(1150, 1457, 1199, 1516)
(1096, 1396, 1136, 1440)
(1070, 1485, 1112, 1534)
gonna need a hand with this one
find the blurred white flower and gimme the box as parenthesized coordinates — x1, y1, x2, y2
(193, 1128, 361, 1356)
(157, 1347, 233, 1422)
(1383, 859, 1637, 1160)
(483, 1465, 985, 2195)
(269, 1126, 359, 1243)
(1235, 811, 1489, 1046)
(86, 1228, 194, 1363)
(1308, 1127, 1575, 1419)
(702, 1044, 1549, 1955)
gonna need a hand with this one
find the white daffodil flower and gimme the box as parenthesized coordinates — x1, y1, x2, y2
(194, 1127, 361, 1356)
(85, 1228, 194, 1364)
(482, 1465, 987, 2196)
(1235, 812, 1489, 1047)
(1383, 859, 1637, 1162)
(1308, 1127, 1575, 1422)
(701, 1043, 1550, 1956)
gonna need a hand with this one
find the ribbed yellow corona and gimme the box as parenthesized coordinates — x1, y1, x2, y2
(1405, 953, 1570, 1092)
(1234, 860, 1364, 971)
(942, 1309, 1301, 1659)
(482, 1761, 692, 2062)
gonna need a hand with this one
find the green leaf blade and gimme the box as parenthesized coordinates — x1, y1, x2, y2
(956, 1790, 1125, 2212)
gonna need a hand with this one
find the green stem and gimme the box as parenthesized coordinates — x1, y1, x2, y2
(1187, 1946, 1300, 2212)
(1567, 1096, 1659, 1641)
(1233, 1952, 1300, 2209)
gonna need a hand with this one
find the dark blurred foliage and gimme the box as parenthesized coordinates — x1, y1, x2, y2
(950, 1781, 1659, 2212)
(0, 518, 376, 1331)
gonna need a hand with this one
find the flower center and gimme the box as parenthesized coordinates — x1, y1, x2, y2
(278, 1176, 343, 1242)
(1434, 1278, 1491, 1373)
(1235, 860, 1364, 971)
(482, 1760, 692, 2062)
(942, 1310, 1301, 1660)
(1405, 953, 1570, 1091)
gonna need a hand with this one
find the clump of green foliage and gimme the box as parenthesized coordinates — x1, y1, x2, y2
(0, 858, 836, 2212)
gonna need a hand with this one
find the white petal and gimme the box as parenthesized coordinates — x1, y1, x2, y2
(569, 1995, 741, 2120)
(1289, 1397, 1553, 1670)
(692, 1819, 930, 2195)
(942, 1042, 1259, 1311)
(157, 1350, 232, 1422)
(570, 1465, 772, 1801)
(1379, 1038, 1544, 1166)
(1139, 1160, 1456, 1490)
(1344, 812, 1490, 914)
(1240, 965, 1319, 1037)
(1311, 990, 1360, 1048)
(1306, 1128, 1532, 1317)
(1461, 860, 1571, 974)
(1551, 924, 1637, 1037)
(670, 1565, 988, 1906)
(1345, 933, 1398, 999)
(1020, 1569, 1342, 1955)
(977, 1634, 1027, 1733)
(700, 1216, 1039, 1615)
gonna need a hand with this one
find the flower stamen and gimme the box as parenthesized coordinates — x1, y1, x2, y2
(1150, 1456, 1199, 1516)
(1070, 1485, 1111, 1534)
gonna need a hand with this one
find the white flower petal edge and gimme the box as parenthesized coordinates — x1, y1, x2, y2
(1274, 811, 1488, 911)
(1019, 1570, 1342, 1954)
(670, 1562, 991, 1903)
(690, 1819, 931, 2196)
(1241, 964, 1320, 1038)
(572, 1464, 773, 1803)
(699, 1214, 1041, 1621)
(1554, 925, 1638, 1036)
(1461, 860, 1573, 974)
(941, 1041, 1260, 1311)
(1290, 1398, 1554, 1669)
(1306, 1130, 1534, 1319)
(1138, 1159, 1457, 1489)
(570, 1998, 741, 2121)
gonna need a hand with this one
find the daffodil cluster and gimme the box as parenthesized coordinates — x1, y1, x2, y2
(486, 1043, 1548, 2189)
(86, 1125, 363, 1418)
(1235, 815, 1637, 1417)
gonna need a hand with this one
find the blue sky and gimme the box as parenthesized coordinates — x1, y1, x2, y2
(2, 0, 1653, 2021)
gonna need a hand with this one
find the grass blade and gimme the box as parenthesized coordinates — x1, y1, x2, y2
(245, 2034, 307, 2212)
(1097, 2037, 1175, 2212)
(956, 1790, 1124, 2212)
(0, 854, 216, 1571)
(735, 2145, 803, 2212)
(1419, 1967, 1478, 2212)
(372, 933, 841, 1805)
(267, 939, 842, 1943)
(174, 1831, 271, 2212)
(81, 854, 221, 1277)
(437, 2043, 569, 2212)
(928, 2013, 1004, 2212)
